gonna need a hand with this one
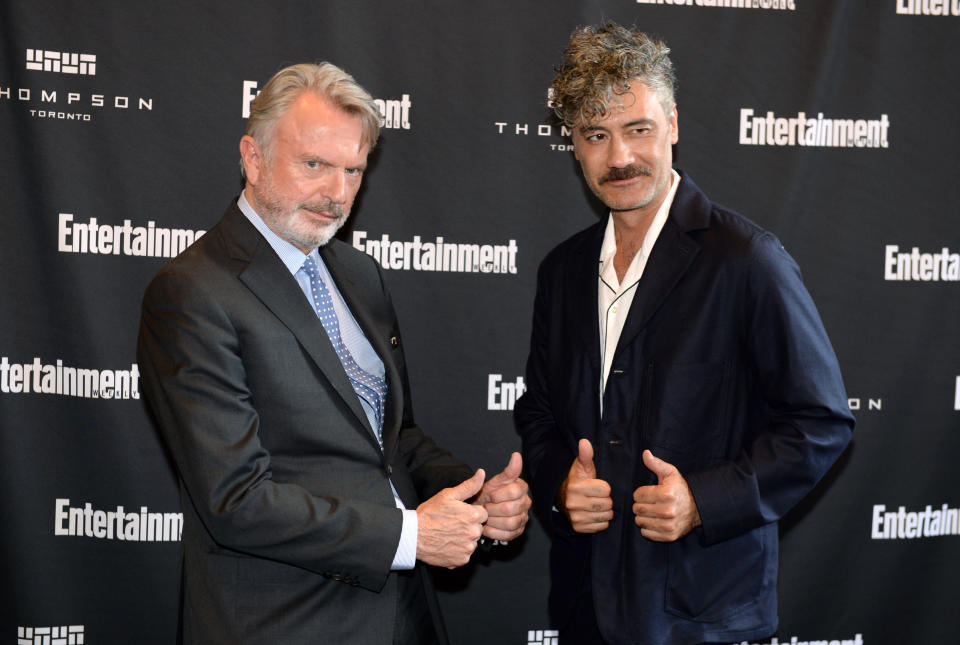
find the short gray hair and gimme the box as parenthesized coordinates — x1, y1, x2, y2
(241, 62, 381, 178)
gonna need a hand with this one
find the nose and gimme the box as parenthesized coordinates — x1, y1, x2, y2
(606, 135, 634, 169)
(322, 170, 348, 204)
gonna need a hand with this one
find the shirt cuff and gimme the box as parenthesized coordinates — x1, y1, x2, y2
(391, 508, 418, 570)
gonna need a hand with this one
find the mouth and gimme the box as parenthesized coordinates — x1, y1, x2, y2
(300, 202, 343, 223)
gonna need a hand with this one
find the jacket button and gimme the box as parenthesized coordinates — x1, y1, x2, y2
(387, 465, 393, 476)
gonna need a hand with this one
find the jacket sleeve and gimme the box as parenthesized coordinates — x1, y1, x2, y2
(515, 259, 580, 536)
(686, 232, 855, 545)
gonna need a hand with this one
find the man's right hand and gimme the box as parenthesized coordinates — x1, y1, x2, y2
(557, 438, 613, 533)
(416, 469, 489, 568)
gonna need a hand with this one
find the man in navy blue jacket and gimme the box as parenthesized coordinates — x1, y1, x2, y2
(515, 23, 854, 645)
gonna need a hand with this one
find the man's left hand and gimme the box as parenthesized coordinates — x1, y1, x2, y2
(473, 452, 531, 542)
(632, 450, 701, 542)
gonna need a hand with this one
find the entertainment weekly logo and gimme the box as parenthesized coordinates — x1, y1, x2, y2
(0, 356, 140, 400)
(351, 231, 519, 274)
(18, 625, 85, 645)
(732, 636, 863, 645)
(55, 498, 183, 542)
(883, 245, 960, 281)
(896, 0, 960, 16)
(739, 109, 890, 149)
(489, 374, 526, 411)
(871, 503, 960, 540)
(0, 48, 154, 123)
(241, 80, 413, 130)
(57, 212, 205, 258)
(636, 0, 796, 9)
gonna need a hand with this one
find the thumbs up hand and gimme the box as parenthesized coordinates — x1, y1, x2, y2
(632, 450, 701, 542)
(473, 452, 532, 542)
(557, 439, 613, 534)
(416, 469, 489, 568)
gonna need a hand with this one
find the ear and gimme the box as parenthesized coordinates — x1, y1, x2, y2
(669, 105, 679, 145)
(239, 135, 264, 186)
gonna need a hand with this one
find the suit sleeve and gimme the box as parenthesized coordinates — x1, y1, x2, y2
(515, 259, 580, 535)
(138, 266, 402, 592)
(686, 232, 855, 545)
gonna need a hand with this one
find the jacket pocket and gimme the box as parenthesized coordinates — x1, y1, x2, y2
(664, 526, 764, 622)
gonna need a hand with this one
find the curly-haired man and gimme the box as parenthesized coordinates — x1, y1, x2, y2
(517, 23, 853, 645)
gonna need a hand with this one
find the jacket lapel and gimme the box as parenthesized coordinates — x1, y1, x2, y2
(568, 224, 605, 387)
(221, 206, 377, 447)
(614, 172, 709, 355)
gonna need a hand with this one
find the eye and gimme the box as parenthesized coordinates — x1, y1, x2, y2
(585, 132, 606, 142)
(306, 160, 320, 169)
(345, 167, 363, 177)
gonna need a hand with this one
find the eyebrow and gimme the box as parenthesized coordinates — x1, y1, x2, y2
(580, 118, 657, 134)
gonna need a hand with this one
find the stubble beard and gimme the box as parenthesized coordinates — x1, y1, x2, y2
(253, 175, 349, 250)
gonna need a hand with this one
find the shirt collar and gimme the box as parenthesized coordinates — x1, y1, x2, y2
(237, 192, 316, 275)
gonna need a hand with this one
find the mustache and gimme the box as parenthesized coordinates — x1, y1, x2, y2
(300, 199, 344, 219)
(599, 165, 652, 184)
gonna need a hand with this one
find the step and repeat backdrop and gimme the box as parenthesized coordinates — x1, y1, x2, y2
(2, 1, 958, 643)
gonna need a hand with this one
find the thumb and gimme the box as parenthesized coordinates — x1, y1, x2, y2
(642, 449, 676, 483)
(487, 452, 522, 491)
(574, 438, 597, 479)
(449, 468, 486, 501)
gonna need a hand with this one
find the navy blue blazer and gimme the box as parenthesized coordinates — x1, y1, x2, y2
(516, 172, 854, 645)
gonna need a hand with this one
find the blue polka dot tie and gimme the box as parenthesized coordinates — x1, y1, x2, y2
(302, 256, 387, 448)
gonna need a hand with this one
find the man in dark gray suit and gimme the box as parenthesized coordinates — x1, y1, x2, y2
(137, 62, 530, 645)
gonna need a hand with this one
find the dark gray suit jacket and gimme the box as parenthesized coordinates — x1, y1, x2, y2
(138, 201, 471, 644)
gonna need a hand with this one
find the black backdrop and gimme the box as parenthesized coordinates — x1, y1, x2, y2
(2, 2, 959, 643)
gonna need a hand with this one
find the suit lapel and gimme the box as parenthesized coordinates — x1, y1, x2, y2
(614, 172, 708, 356)
(221, 206, 377, 447)
(568, 224, 605, 379)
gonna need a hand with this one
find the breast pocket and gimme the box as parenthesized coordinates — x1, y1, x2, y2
(644, 360, 732, 457)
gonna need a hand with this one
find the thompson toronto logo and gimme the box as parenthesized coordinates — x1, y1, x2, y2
(55, 498, 183, 542)
(871, 503, 959, 539)
(637, 0, 796, 9)
(527, 630, 559, 645)
(58, 213, 205, 258)
(739, 109, 890, 148)
(896, 0, 960, 15)
(0, 356, 140, 400)
(2, 49, 153, 122)
(848, 397, 881, 412)
(26, 49, 96, 75)
(352, 231, 519, 274)
(884, 245, 960, 281)
(488, 374, 526, 411)
(18, 625, 85, 645)
(494, 88, 573, 152)
(242, 80, 412, 129)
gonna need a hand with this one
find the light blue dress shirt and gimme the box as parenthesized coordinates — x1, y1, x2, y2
(238, 193, 418, 570)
